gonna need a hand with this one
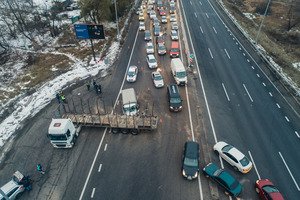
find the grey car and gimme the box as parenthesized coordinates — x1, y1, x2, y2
(172, 22, 178, 30)
(157, 43, 166, 55)
(144, 30, 151, 41)
(153, 18, 160, 27)
(154, 25, 161, 36)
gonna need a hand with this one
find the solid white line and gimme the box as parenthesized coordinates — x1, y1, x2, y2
(208, 48, 213, 59)
(185, 85, 195, 141)
(276, 103, 281, 108)
(248, 151, 261, 180)
(224, 49, 231, 59)
(206, 13, 209, 18)
(98, 164, 102, 172)
(243, 84, 253, 102)
(200, 26, 203, 33)
(279, 152, 300, 191)
(213, 27, 217, 34)
(222, 83, 230, 101)
(269, 92, 273, 97)
(104, 143, 107, 151)
(295, 131, 299, 138)
(91, 188, 95, 198)
(195, 13, 197, 18)
(79, 25, 141, 200)
(262, 82, 266, 86)
(285, 116, 290, 122)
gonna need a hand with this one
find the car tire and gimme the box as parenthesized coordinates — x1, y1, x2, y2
(255, 187, 260, 193)
(214, 150, 219, 155)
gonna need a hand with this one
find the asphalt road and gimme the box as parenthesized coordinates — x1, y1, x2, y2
(0, 0, 299, 200)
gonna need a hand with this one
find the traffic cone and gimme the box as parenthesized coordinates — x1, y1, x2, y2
(141, 67, 143, 71)
(138, 61, 140, 64)
(159, 119, 162, 123)
(128, 46, 130, 49)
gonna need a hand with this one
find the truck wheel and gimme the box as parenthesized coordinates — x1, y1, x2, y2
(111, 128, 120, 134)
(121, 129, 129, 134)
(131, 129, 139, 135)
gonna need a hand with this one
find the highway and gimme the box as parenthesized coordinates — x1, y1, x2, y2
(0, 0, 299, 200)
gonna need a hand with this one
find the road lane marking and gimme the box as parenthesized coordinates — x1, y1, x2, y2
(248, 151, 261, 180)
(285, 116, 290, 122)
(185, 85, 195, 141)
(200, 26, 203, 33)
(243, 84, 253, 102)
(222, 83, 230, 101)
(257, 74, 260, 78)
(208, 48, 213, 59)
(239, 47, 242, 50)
(247, 59, 250, 62)
(224, 49, 231, 59)
(295, 131, 299, 138)
(213, 27, 217, 34)
(262, 82, 266, 86)
(104, 143, 107, 151)
(276, 103, 281, 108)
(200, 1, 202, 5)
(243, 53, 246, 56)
(91, 188, 95, 198)
(194, 12, 197, 18)
(269, 92, 273, 97)
(206, 13, 209, 18)
(98, 164, 102, 172)
(279, 152, 300, 191)
(190, 1, 192, 5)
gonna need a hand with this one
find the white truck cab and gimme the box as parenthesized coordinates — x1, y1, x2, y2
(121, 88, 139, 115)
(48, 118, 80, 148)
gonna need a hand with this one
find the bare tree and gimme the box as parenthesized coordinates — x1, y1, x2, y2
(286, 4, 300, 31)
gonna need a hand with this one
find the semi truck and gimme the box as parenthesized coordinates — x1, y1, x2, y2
(171, 58, 187, 86)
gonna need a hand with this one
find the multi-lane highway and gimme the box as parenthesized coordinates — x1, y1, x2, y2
(0, 0, 299, 200)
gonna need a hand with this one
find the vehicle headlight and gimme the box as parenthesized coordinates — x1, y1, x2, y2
(176, 81, 180, 85)
(193, 171, 198, 178)
(170, 106, 173, 109)
(182, 170, 186, 176)
(179, 106, 182, 109)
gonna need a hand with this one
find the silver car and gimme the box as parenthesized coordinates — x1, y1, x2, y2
(152, 72, 164, 88)
(153, 18, 160, 27)
(172, 22, 178, 30)
(171, 30, 178, 40)
(144, 30, 151, 41)
(146, 42, 154, 54)
(170, 14, 176, 22)
(154, 25, 161, 36)
(161, 16, 167, 23)
(157, 43, 166, 55)
(147, 54, 158, 69)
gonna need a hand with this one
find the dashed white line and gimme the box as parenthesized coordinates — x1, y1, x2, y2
(233, 38, 235, 40)
(208, 48, 213, 59)
(262, 82, 266, 86)
(285, 116, 290, 122)
(104, 143, 107, 151)
(213, 27, 217, 34)
(248, 151, 261, 180)
(91, 188, 96, 198)
(276, 103, 281, 108)
(257, 74, 260, 78)
(190, 1, 192, 5)
(295, 131, 299, 138)
(194, 12, 197, 18)
(200, 1, 202, 5)
(243, 53, 246, 56)
(224, 49, 231, 59)
(243, 84, 253, 102)
(206, 13, 209, 18)
(269, 92, 273, 97)
(222, 83, 230, 101)
(252, 66, 255, 70)
(200, 26, 203, 33)
(247, 59, 250, 62)
(239, 47, 242, 50)
(279, 152, 300, 191)
(98, 164, 102, 172)
(236, 42, 238, 45)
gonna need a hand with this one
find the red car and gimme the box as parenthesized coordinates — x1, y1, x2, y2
(159, 9, 166, 16)
(255, 179, 285, 200)
(156, 36, 165, 44)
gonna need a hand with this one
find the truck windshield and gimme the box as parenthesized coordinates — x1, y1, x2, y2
(123, 105, 137, 113)
(176, 71, 186, 78)
(48, 134, 67, 140)
(171, 48, 179, 52)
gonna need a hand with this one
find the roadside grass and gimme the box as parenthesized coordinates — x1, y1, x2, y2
(223, 0, 300, 86)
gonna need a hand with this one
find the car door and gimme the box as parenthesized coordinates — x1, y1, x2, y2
(222, 152, 238, 167)
(215, 177, 230, 192)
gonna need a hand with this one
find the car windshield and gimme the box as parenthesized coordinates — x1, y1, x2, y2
(158, 46, 165, 50)
(145, 32, 150, 37)
(48, 134, 67, 140)
(128, 71, 136, 76)
(154, 75, 162, 80)
(222, 144, 233, 152)
(123, 105, 136, 113)
(230, 180, 240, 190)
(170, 97, 181, 104)
(262, 185, 279, 193)
(176, 71, 186, 78)
(239, 156, 250, 166)
(184, 157, 198, 167)
(149, 59, 156, 63)
(171, 32, 177, 36)
(147, 45, 153, 49)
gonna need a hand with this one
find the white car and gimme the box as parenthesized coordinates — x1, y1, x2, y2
(152, 72, 164, 88)
(171, 30, 178, 40)
(126, 65, 138, 82)
(161, 16, 167, 23)
(170, 1, 175, 7)
(172, 22, 178, 30)
(213, 141, 253, 174)
(139, 22, 145, 31)
(141, 2, 146, 9)
(150, 10, 156, 19)
(149, 2, 154, 9)
(147, 8, 152, 14)
(146, 54, 158, 69)
(146, 42, 154, 54)
(170, 14, 176, 22)
(157, 43, 166, 55)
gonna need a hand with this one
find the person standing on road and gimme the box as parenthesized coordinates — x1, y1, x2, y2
(61, 95, 67, 103)
(94, 84, 98, 94)
(56, 93, 60, 104)
(93, 80, 96, 87)
(37, 164, 45, 174)
(86, 81, 90, 91)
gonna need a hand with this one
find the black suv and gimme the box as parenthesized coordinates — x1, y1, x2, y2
(182, 141, 199, 180)
(167, 84, 182, 112)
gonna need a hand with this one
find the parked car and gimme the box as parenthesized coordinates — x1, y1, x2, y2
(171, 30, 178, 40)
(139, 22, 145, 31)
(139, 13, 144, 21)
(255, 179, 285, 200)
(170, 14, 176, 22)
(172, 22, 178, 30)
(159, 9, 166, 16)
(213, 141, 253, 173)
(126, 66, 138, 82)
(157, 43, 166, 55)
(182, 141, 199, 180)
(153, 18, 160, 27)
(156, 36, 165, 44)
(150, 10, 156, 19)
(152, 72, 164, 88)
(161, 16, 167, 23)
(154, 25, 161, 36)
(146, 54, 158, 69)
(146, 42, 154, 54)
(203, 163, 242, 197)
(136, 7, 142, 15)
(144, 30, 151, 41)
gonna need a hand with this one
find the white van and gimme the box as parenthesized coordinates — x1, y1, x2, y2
(122, 88, 139, 115)
(171, 58, 187, 86)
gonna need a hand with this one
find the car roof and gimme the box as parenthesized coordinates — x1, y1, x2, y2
(228, 147, 245, 160)
(185, 141, 199, 159)
(148, 54, 155, 59)
(0, 179, 18, 194)
(128, 66, 137, 70)
(158, 43, 164, 47)
(147, 42, 153, 46)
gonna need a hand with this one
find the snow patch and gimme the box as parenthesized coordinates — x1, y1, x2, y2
(243, 13, 256, 20)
